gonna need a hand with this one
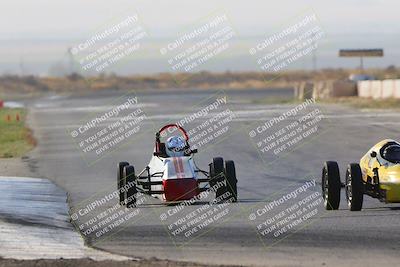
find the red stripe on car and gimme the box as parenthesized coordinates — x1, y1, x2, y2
(172, 157, 180, 178)
(178, 157, 184, 178)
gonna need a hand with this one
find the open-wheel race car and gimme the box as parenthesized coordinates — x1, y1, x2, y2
(322, 139, 400, 211)
(117, 124, 238, 207)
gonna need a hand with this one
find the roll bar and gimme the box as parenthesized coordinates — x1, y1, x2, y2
(154, 124, 198, 156)
(156, 124, 189, 142)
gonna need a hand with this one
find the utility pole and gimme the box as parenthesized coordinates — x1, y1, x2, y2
(312, 33, 317, 71)
(67, 47, 74, 74)
(19, 56, 25, 76)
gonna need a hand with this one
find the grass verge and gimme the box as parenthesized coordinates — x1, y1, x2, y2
(0, 108, 35, 158)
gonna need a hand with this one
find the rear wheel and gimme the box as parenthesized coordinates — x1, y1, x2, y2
(118, 162, 129, 205)
(345, 163, 364, 211)
(322, 161, 341, 210)
(224, 160, 237, 202)
(123, 165, 137, 208)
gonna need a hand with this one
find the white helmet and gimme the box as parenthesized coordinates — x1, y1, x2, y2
(166, 136, 186, 157)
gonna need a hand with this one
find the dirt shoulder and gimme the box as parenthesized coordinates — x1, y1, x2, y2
(0, 157, 33, 177)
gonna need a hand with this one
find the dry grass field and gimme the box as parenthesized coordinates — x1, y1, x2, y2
(0, 68, 399, 96)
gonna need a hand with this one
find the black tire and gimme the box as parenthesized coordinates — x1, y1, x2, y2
(322, 161, 341, 210)
(224, 160, 238, 202)
(210, 157, 224, 188)
(345, 163, 364, 211)
(118, 162, 129, 205)
(123, 165, 137, 208)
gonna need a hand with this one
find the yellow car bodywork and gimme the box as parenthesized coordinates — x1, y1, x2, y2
(360, 139, 400, 203)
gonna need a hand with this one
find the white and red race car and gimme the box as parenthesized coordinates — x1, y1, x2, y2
(117, 124, 237, 207)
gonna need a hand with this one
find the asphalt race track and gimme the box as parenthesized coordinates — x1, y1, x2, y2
(25, 88, 400, 266)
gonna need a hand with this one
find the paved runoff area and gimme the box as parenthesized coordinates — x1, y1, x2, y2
(0, 176, 131, 261)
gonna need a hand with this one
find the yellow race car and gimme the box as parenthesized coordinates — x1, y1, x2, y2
(322, 139, 400, 211)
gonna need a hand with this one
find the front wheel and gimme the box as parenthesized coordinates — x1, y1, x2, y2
(210, 157, 224, 188)
(322, 161, 341, 210)
(224, 160, 237, 202)
(118, 162, 129, 205)
(123, 165, 137, 208)
(345, 163, 364, 211)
